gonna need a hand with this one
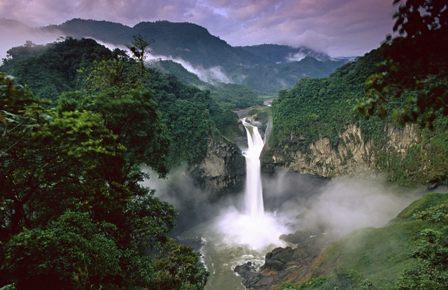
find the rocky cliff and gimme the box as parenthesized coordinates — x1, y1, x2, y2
(190, 137, 245, 199)
(265, 123, 421, 179)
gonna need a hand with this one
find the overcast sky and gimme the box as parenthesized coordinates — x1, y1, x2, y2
(0, 0, 395, 57)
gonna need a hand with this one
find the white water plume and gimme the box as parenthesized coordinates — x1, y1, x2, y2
(242, 118, 264, 217)
(213, 118, 288, 251)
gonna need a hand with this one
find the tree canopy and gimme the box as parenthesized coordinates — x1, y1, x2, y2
(0, 56, 208, 288)
(358, 0, 448, 128)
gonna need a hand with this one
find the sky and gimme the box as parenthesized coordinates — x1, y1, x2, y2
(0, 0, 395, 57)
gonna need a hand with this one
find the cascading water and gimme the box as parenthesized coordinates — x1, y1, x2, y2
(190, 116, 290, 290)
(211, 117, 288, 252)
(242, 118, 265, 217)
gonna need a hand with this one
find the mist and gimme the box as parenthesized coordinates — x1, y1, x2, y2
(0, 21, 61, 60)
(286, 52, 306, 62)
(141, 166, 238, 233)
(147, 54, 232, 84)
(275, 175, 419, 239)
(142, 165, 419, 250)
(86, 39, 233, 84)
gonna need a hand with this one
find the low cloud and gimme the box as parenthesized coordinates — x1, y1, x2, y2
(0, 21, 61, 60)
(147, 54, 232, 84)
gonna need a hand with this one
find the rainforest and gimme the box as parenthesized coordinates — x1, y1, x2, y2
(1, 0, 448, 289)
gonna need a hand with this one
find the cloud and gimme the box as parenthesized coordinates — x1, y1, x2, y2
(1, 0, 395, 57)
(146, 53, 232, 83)
(0, 20, 61, 60)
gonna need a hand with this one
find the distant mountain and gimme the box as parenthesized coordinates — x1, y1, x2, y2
(237, 44, 332, 63)
(44, 19, 254, 68)
(22, 18, 347, 94)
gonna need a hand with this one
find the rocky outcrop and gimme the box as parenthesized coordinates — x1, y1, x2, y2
(267, 124, 419, 177)
(190, 137, 245, 199)
(235, 232, 330, 290)
(386, 124, 419, 155)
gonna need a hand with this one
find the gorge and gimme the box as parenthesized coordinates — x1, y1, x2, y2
(1, 1, 448, 288)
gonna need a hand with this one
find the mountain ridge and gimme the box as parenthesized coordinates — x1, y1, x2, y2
(1, 18, 348, 94)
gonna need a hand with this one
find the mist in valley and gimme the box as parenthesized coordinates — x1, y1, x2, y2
(144, 167, 419, 249)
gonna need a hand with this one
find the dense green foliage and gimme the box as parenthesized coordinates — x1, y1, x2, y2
(1, 38, 240, 169)
(238, 57, 347, 95)
(280, 192, 448, 290)
(151, 60, 205, 88)
(1, 38, 114, 99)
(271, 48, 385, 153)
(0, 42, 208, 288)
(270, 38, 448, 185)
(57, 57, 170, 173)
(210, 83, 262, 109)
(150, 60, 263, 109)
(144, 65, 223, 166)
(358, 0, 448, 128)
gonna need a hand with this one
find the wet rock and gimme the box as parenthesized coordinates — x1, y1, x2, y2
(234, 262, 260, 287)
(262, 247, 295, 271)
(235, 232, 331, 290)
(190, 137, 245, 199)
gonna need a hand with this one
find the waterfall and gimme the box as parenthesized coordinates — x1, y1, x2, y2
(242, 118, 265, 217)
(213, 118, 287, 251)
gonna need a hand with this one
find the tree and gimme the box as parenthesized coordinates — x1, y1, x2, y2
(4, 211, 122, 290)
(0, 72, 208, 289)
(128, 34, 150, 73)
(397, 202, 448, 289)
(58, 57, 170, 174)
(1, 38, 113, 99)
(358, 0, 448, 128)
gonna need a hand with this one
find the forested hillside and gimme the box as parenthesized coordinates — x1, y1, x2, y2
(38, 18, 347, 95)
(0, 39, 210, 287)
(268, 40, 448, 185)
(0, 38, 240, 168)
(267, 1, 448, 288)
(280, 192, 448, 289)
(150, 59, 263, 110)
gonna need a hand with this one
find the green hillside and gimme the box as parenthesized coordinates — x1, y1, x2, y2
(0, 42, 209, 288)
(150, 60, 262, 109)
(0, 38, 238, 168)
(282, 192, 448, 290)
(269, 43, 448, 186)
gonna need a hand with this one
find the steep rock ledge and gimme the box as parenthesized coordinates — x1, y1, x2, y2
(265, 124, 419, 178)
(190, 137, 245, 199)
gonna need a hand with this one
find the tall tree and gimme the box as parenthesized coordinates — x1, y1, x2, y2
(58, 57, 170, 174)
(128, 34, 150, 73)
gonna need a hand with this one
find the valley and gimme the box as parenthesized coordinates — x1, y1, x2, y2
(1, 1, 447, 289)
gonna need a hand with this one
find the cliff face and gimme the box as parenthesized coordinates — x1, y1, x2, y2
(190, 137, 245, 199)
(266, 124, 419, 178)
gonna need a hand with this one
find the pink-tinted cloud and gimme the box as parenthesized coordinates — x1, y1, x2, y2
(0, 0, 395, 56)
